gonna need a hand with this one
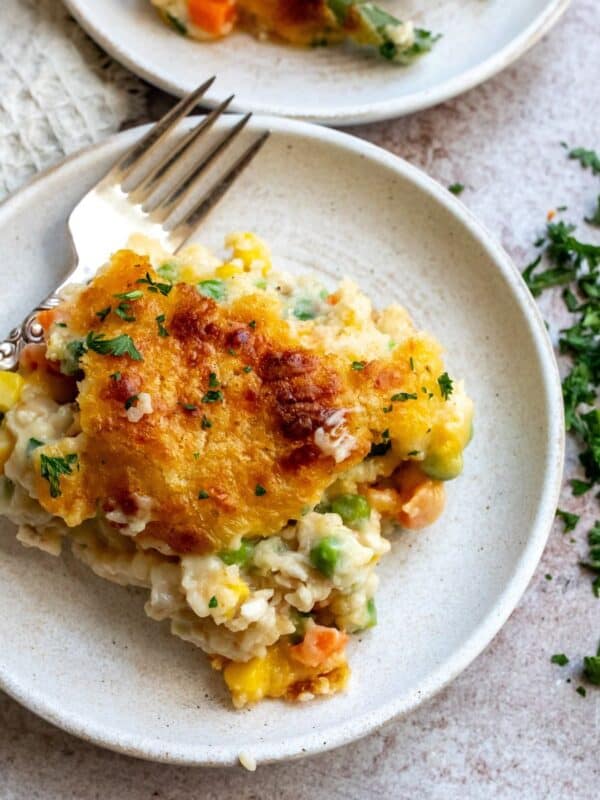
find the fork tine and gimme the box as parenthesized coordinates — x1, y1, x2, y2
(130, 95, 234, 205)
(146, 113, 252, 220)
(112, 77, 215, 184)
(170, 131, 270, 251)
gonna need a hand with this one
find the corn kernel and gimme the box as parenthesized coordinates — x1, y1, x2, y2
(225, 232, 272, 273)
(216, 262, 244, 279)
(179, 264, 202, 284)
(0, 372, 24, 412)
(0, 427, 14, 470)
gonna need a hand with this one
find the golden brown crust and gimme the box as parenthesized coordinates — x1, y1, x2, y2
(33, 250, 448, 554)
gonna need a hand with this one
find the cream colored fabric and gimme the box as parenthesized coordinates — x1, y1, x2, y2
(0, 0, 147, 200)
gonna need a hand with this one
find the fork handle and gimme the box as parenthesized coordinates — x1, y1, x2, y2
(0, 293, 62, 371)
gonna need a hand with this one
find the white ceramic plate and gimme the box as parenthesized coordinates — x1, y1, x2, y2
(62, 0, 570, 124)
(0, 117, 563, 766)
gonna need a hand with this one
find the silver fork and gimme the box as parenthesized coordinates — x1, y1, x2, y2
(0, 77, 270, 371)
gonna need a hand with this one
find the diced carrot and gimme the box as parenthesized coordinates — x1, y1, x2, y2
(187, 0, 236, 36)
(290, 625, 348, 668)
(36, 308, 56, 332)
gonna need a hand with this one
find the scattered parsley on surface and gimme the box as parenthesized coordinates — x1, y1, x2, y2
(556, 508, 580, 532)
(198, 490, 210, 500)
(208, 595, 218, 608)
(352, 361, 366, 370)
(550, 653, 569, 666)
(448, 182, 465, 196)
(242, 366, 252, 373)
(576, 685, 587, 697)
(248, 320, 257, 329)
(568, 146, 600, 175)
(110, 372, 121, 382)
(180, 402, 198, 412)
(255, 484, 267, 496)
(124, 394, 138, 410)
(209, 372, 220, 388)
(201, 415, 212, 430)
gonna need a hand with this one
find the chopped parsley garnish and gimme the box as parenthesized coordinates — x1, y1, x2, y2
(40, 453, 78, 498)
(550, 653, 569, 666)
(409, 356, 415, 371)
(438, 372, 454, 400)
(383, 405, 393, 413)
(448, 183, 465, 196)
(65, 339, 87, 373)
(114, 302, 136, 322)
(208, 595, 218, 608)
(201, 415, 212, 430)
(570, 479, 592, 496)
(26, 438, 44, 456)
(382, 429, 390, 439)
(576, 685, 587, 697)
(583, 642, 600, 684)
(407, 449, 420, 456)
(110, 372, 121, 382)
(585, 195, 600, 227)
(153, 314, 168, 337)
(524, 148, 600, 675)
(136, 272, 172, 296)
(556, 508, 580, 532)
(198, 490, 210, 500)
(545, 573, 553, 581)
(351, 361, 366, 370)
(209, 372, 220, 388)
(248, 320, 257, 329)
(86, 331, 142, 361)
(568, 146, 600, 175)
(96, 306, 111, 321)
(254, 484, 267, 496)
(391, 392, 418, 402)
(202, 390, 223, 404)
(114, 290, 143, 301)
(193, 452, 200, 460)
(227, 348, 237, 356)
(581, 520, 600, 576)
(124, 394, 138, 410)
(55, 322, 67, 328)
(242, 366, 252, 373)
(197, 279, 226, 302)
(180, 402, 197, 412)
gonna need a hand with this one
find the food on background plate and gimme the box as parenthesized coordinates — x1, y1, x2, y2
(150, 0, 438, 64)
(0, 232, 472, 707)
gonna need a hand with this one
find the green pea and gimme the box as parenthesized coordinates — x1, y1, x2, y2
(310, 536, 343, 578)
(293, 297, 316, 320)
(218, 539, 255, 567)
(421, 450, 464, 481)
(197, 279, 227, 302)
(157, 261, 179, 283)
(330, 494, 370, 525)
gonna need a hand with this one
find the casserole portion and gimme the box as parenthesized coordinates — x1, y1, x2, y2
(151, 0, 438, 64)
(0, 232, 472, 706)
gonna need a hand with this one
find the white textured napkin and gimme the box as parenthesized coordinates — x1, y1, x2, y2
(0, 0, 147, 200)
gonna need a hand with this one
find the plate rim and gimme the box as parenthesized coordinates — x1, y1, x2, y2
(62, 0, 572, 124)
(0, 116, 565, 766)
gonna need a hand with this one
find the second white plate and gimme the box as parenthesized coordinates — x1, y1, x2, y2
(63, 0, 570, 125)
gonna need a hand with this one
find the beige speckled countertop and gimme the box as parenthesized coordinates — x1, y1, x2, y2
(1, 1, 599, 796)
